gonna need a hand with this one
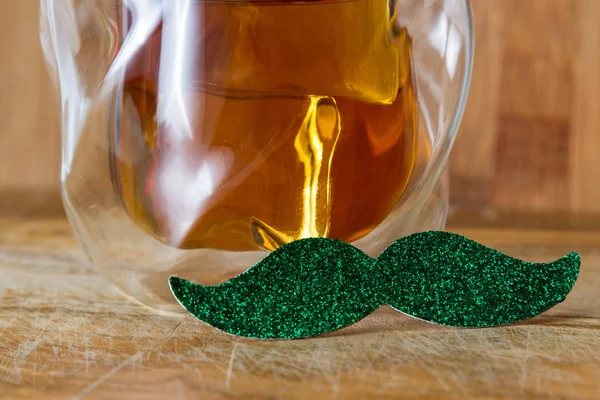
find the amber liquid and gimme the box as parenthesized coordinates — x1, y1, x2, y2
(109, 0, 418, 251)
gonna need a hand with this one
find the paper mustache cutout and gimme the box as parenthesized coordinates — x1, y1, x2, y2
(169, 231, 580, 339)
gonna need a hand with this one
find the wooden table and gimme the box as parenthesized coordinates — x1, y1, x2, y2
(1, 214, 600, 399)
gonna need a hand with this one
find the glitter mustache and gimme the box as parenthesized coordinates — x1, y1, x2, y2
(169, 232, 580, 340)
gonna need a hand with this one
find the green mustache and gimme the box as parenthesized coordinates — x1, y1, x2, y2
(169, 232, 580, 340)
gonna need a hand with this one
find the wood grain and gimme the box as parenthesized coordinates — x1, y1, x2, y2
(1, 0, 600, 213)
(1, 214, 600, 399)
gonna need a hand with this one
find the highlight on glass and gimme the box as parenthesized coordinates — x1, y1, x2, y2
(41, 0, 473, 310)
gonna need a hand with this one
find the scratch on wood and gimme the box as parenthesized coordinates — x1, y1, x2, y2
(72, 352, 144, 400)
(1, 315, 55, 385)
(166, 319, 185, 342)
(0, 317, 15, 339)
(224, 342, 239, 389)
(521, 325, 531, 385)
(331, 370, 341, 400)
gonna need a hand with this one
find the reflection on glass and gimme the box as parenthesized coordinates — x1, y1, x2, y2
(108, 0, 418, 251)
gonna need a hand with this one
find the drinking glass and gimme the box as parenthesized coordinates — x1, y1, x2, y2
(40, 0, 473, 311)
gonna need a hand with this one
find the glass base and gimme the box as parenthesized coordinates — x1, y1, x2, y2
(67, 170, 448, 313)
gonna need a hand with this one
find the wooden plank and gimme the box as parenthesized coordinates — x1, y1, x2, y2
(570, 0, 600, 213)
(450, 0, 503, 208)
(0, 1, 61, 192)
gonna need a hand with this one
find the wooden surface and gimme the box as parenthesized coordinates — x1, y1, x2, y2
(450, 0, 600, 214)
(2, 0, 600, 214)
(1, 212, 600, 399)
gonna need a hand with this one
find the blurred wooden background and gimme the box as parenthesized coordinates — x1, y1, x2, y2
(0, 0, 598, 215)
(450, 0, 600, 215)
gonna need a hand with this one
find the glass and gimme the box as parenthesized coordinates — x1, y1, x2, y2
(41, 0, 473, 312)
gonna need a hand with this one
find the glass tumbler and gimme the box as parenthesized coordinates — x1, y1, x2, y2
(40, 0, 473, 312)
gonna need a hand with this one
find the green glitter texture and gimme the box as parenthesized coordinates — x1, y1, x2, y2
(169, 231, 580, 339)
